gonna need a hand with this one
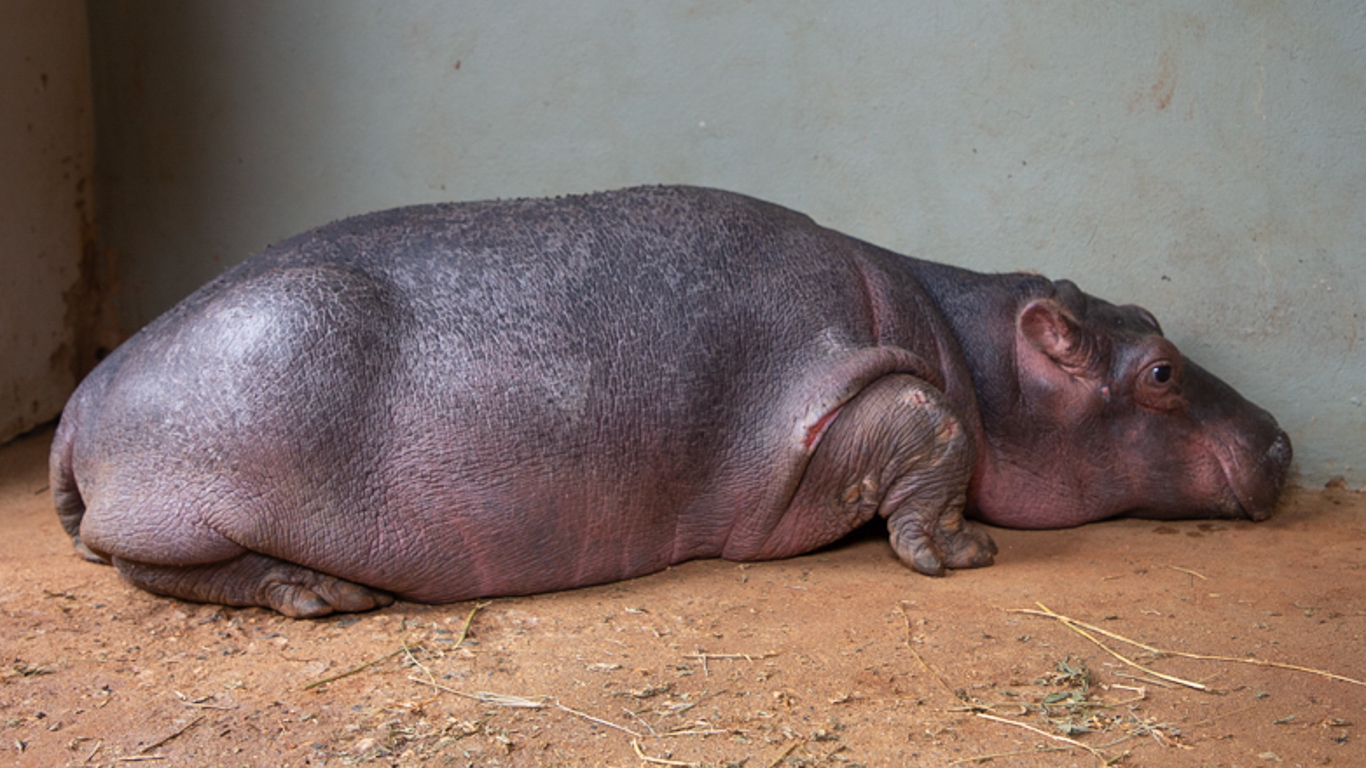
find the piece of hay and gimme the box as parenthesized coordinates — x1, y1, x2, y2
(1012, 604, 1365, 689)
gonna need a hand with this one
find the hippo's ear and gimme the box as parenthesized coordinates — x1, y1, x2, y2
(1018, 299, 1095, 375)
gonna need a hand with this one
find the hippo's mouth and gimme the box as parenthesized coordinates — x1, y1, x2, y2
(1210, 430, 1293, 522)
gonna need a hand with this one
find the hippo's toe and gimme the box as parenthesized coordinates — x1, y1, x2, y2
(888, 503, 997, 576)
(262, 575, 396, 619)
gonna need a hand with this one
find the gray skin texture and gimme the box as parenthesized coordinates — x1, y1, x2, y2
(50, 186, 1292, 618)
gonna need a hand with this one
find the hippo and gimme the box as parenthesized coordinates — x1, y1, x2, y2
(50, 186, 1291, 617)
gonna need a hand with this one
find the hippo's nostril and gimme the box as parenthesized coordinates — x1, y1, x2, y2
(1266, 431, 1293, 469)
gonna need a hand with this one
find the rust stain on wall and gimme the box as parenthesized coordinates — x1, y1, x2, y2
(1131, 47, 1178, 113)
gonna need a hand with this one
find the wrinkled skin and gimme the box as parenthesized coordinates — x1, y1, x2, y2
(50, 186, 1291, 617)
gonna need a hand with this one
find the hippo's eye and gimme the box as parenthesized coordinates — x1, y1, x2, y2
(1137, 357, 1182, 411)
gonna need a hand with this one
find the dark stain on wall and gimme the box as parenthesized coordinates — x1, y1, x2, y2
(61, 175, 124, 387)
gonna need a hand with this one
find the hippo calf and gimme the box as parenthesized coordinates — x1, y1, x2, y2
(51, 186, 1291, 617)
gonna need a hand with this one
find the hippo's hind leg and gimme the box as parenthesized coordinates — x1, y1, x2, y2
(112, 552, 394, 619)
(77, 499, 393, 618)
(786, 374, 997, 575)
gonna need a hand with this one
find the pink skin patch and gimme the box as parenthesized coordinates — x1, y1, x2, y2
(804, 406, 843, 449)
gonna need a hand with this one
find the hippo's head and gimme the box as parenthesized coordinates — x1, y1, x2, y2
(969, 279, 1292, 529)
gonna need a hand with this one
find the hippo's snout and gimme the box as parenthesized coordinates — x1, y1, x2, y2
(1236, 429, 1292, 521)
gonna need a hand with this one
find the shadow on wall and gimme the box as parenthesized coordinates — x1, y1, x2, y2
(86, 2, 209, 334)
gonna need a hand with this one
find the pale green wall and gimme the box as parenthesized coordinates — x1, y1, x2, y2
(87, 1, 1365, 486)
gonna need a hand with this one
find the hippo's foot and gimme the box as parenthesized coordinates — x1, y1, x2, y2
(781, 373, 996, 575)
(874, 377, 997, 576)
(886, 488, 997, 576)
(112, 552, 395, 618)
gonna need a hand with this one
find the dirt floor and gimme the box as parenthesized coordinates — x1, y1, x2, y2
(1, 425, 1362, 768)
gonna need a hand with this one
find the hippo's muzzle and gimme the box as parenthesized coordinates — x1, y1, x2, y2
(1227, 429, 1292, 522)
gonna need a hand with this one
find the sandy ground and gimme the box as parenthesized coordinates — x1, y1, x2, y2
(1, 424, 1362, 768)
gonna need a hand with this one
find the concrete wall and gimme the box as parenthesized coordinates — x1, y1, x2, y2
(0, 1, 97, 444)
(86, 1, 1365, 486)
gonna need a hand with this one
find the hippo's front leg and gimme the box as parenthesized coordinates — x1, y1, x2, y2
(761, 374, 996, 575)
